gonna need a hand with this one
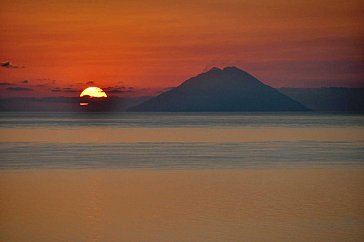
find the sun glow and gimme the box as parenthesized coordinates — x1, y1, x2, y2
(80, 87, 107, 98)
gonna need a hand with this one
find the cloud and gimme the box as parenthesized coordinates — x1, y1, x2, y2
(33, 78, 58, 87)
(0, 82, 13, 86)
(86, 81, 94, 85)
(36, 78, 57, 83)
(6, 87, 33, 91)
(1, 61, 24, 69)
(51, 87, 80, 93)
(103, 86, 135, 94)
(20, 80, 29, 84)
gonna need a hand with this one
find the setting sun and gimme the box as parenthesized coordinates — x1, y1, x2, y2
(80, 87, 107, 98)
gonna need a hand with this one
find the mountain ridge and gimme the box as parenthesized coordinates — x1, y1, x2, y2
(128, 66, 309, 112)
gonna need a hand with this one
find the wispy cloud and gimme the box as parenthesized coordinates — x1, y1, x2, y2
(0, 82, 13, 86)
(1, 61, 24, 69)
(34, 78, 58, 87)
(51, 87, 80, 93)
(6, 87, 33, 91)
(103, 86, 135, 94)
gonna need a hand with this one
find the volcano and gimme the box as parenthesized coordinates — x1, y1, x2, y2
(128, 66, 309, 112)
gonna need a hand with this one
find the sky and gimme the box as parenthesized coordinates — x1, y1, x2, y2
(0, 0, 363, 97)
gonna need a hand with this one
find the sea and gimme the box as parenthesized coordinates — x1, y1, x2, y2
(1, 112, 364, 241)
(1, 112, 363, 169)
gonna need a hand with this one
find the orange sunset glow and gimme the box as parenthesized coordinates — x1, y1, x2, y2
(0, 0, 363, 99)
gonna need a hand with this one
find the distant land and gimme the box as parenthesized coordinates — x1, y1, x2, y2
(128, 67, 308, 112)
(0, 96, 149, 112)
(1, 66, 363, 112)
(279, 88, 364, 112)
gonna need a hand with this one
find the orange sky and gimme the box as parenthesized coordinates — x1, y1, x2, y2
(0, 0, 363, 97)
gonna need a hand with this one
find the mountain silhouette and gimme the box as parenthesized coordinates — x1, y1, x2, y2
(128, 66, 309, 112)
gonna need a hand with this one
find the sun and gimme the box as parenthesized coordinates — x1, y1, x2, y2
(80, 87, 107, 98)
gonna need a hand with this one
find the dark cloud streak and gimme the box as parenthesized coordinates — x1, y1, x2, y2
(6, 87, 33, 91)
(103, 86, 135, 94)
(1, 61, 24, 69)
(0, 82, 13, 86)
(51, 87, 80, 93)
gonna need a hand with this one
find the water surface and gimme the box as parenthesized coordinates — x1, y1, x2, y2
(0, 112, 363, 169)
(1, 112, 364, 242)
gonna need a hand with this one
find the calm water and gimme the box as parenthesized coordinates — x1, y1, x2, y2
(1, 113, 364, 242)
(0, 112, 363, 169)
